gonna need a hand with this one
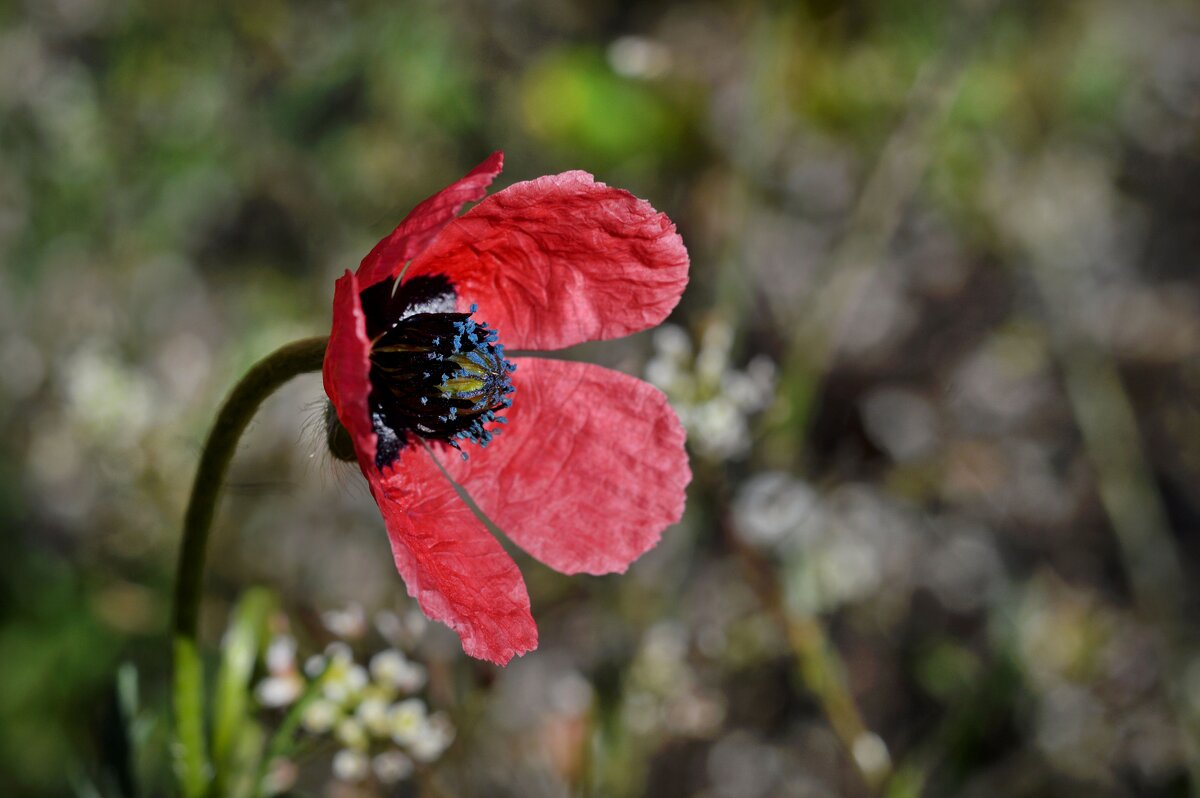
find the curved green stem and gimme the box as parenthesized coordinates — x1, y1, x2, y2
(171, 336, 328, 798)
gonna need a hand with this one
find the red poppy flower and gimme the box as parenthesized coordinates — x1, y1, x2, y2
(322, 152, 691, 665)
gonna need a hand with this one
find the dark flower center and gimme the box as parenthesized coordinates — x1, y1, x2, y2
(366, 303, 515, 467)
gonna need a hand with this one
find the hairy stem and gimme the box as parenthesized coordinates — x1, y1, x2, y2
(171, 336, 328, 798)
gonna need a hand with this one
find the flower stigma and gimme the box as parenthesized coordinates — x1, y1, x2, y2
(356, 302, 515, 467)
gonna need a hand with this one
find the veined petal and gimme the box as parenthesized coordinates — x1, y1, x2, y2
(431, 358, 691, 575)
(369, 447, 538, 665)
(323, 270, 376, 465)
(356, 152, 505, 289)
(403, 171, 689, 350)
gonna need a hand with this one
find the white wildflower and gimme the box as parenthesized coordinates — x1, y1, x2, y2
(322, 657, 368, 705)
(388, 698, 428, 747)
(372, 750, 414, 785)
(852, 732, 892, 781)
(303, 654, 325, 678)
(325, 642, 354, 663)
(607, 35, 672, 80)
(265, 635, 297, 674)
(255, 675, 302, 709)
(355, 695, 392, 738)
(331, 748, 369, 782)
(409, 711, 455, 762)
(335, 718, 369, 750)
(370, 649, 427, 693)
(300, 698, 339, 734)
(373, 609, 405, 644)
(321, 603, 367, 639)
(645, 320, 775, 460)
(732, 471, 822, 551)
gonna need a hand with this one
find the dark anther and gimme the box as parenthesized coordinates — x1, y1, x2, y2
(367, 305, 515, 468)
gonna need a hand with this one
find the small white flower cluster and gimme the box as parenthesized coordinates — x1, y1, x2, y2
(645, 321, 775, 460)
(732, 475, 921, 615)
(253, 619, 453, 789)
(305, 644, 453, 785)
(732, 473, 1010, 618)
(624, 622, 725, 738)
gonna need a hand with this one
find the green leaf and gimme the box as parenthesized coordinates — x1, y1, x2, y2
(173, 636, 210, 798)
(226, 720, 266, 798)
(519, 48, 685, 167)
(211, 589, 275, 796)
(117, 663, 139, 723)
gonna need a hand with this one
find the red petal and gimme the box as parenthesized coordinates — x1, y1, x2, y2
(322, 270, 377, 466)
(368, 447, 538, 665)
(403, 172, 689, 350)
(356, 152, 505, 289)
(431, 358, 691, 575)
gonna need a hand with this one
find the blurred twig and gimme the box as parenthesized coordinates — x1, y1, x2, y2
(745, 1, 1002, 793)
(1025, 252, 1200, 793)
(778, 0, 1001, 436)
(723, 518, 890, 794)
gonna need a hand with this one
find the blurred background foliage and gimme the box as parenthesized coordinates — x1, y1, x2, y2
(3, 0, 1200, 795)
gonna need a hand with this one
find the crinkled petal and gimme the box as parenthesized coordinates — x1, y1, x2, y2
(368, 447, 538, 665)
(431, 358, 691, 575)
(323, 271, 536, 665)
(403, 171, 689, 350)
(323, 270, 376, 465)
(356, 152, 504, 289)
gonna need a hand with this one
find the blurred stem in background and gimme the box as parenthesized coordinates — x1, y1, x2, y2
(749, 1, 1000, 794)
(775, 0, 998, 438)
(727, 525, 893, 793)
(1019, 212, 1200, 789)
(170, 337, 328, 798)
(1046, 328, 1200, 789)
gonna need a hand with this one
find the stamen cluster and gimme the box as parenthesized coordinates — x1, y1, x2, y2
(368, 304, 515, 466)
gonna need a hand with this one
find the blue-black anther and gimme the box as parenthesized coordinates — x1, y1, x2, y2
(366, 304, 516, 467)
